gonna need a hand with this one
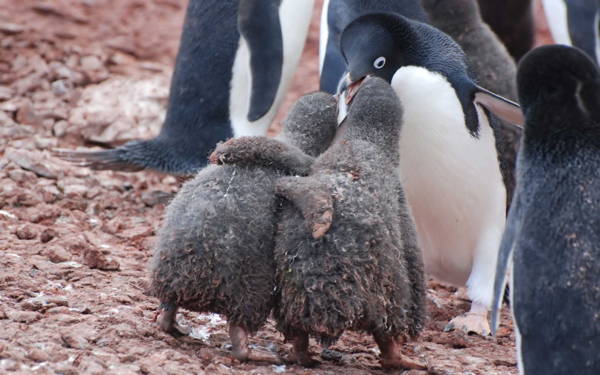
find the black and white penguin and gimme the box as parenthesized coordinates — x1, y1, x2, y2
(476, 0, 535, 61)
(56, 0, 314, 175)
(492, 45, 600, 374)
(542, 0, 600, 65)
(338, 12, 523, 336)
(318, 0, 428, 94)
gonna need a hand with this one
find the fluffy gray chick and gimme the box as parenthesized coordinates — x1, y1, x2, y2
(149, 92, 337, 363)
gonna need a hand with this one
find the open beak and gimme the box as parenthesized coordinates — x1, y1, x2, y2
(345, 76, 366, 104)
(335, 73, 367, 105)
(335, 73, 368, 126)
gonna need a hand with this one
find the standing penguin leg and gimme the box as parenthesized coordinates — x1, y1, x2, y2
(156, 302, 191, 337)
(229, 325, 282, 363)
(444, 225, 504, 336)
(372, 332, 426, 370)
(284, 331, 318, 367)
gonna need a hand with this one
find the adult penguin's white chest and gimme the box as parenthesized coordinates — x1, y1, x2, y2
(229, 0, 314, 137)
(392, 66, 506, 286)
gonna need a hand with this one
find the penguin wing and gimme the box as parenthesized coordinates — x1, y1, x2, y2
(210, 136, 316, 175)
(238, 0, 283, 122)
(275, 176, 334, 239)
(474, 85, 525, 127)
(490, 195, 523, 336)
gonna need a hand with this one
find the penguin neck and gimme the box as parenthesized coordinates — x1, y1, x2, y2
(523, 102, 600, 146)
(401, 21, 470, 80)
(336, 118, 401, 165)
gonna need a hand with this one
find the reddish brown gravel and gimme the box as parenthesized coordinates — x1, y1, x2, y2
(0, 0, 553, 373)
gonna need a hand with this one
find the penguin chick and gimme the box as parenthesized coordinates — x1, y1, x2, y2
(422, 0, 522, 210)
(275, 77, 426, 370)
(477, 0, 535, 61)
(149, 92, 337, 363)
(492, 44, 600, 375)
(216, 78, 426, 369)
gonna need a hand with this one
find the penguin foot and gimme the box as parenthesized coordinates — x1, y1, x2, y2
(374, 333, 427, 370)
(246, 349, 283, 364)
(380, 355, 427, 371)
(157, 306, 191, 338)
(229, 325, 282, 364)
(444, 312, 491, 336)
(285, 332, 319, 367)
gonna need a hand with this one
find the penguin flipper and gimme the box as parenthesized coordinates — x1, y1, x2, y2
(238, 0, 283, 122)
(491, 196, 523, 336)
(210, 136, 315, 175)
(53, 147, 144, 172)
(275, 176, 333, 239)
(474, 86, 525, 126)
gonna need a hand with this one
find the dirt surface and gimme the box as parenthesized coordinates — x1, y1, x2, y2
(0, 1, 553, 374)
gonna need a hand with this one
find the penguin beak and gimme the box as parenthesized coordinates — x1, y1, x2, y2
(345, 77, 366, 104)
(336, 73, 367, 105)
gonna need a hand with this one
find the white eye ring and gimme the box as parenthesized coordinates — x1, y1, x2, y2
(373, 56, 386, 69)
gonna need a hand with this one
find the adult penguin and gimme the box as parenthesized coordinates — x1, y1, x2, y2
(56, 0, 314, 175)
(318, 0, 428, 94)
(492, 45, 600, 374)
(541, 0, 600, 65)
(338, 12, 524, 336)
(476, 0, 535, 61)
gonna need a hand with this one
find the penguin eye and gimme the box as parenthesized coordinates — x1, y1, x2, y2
(373, 56, 386, 69)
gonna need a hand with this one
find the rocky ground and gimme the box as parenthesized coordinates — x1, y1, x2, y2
(0, 1, 552, 374)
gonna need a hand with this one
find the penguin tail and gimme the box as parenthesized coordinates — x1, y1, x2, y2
(52, 145, 145, 172)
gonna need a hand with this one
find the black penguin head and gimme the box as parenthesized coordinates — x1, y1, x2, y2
(340, 13, 407, 83)
(518, 45, 600, 130)
(339, 12, 466, 84)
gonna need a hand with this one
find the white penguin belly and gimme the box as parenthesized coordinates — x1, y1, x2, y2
(541, 0, 573, 46)
(392, 66, 506, 287)
(229, 0, 315, 137)
(318, 0, 331, 73)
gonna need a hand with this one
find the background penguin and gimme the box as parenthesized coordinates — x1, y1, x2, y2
(422, 0, 522, 208)
(477, 0, 535, 61)
(55, 0, 314, 175)
(541, 0, 600, 65)
(149, 92, 338, 363)
(338, 12, 523, 336)
(319, 0, 429, 94)
(492, 45, 600, 375)
(214, 77, 427, 370)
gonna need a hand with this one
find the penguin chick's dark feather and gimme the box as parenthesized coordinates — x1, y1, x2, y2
(149, 92, 337, 338)
(477, 0, 534, 61)
(274, 78, 424, 369)
(492, 45, 600, 374)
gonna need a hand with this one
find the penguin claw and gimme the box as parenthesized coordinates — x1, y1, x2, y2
(444, 312, 491, 336)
